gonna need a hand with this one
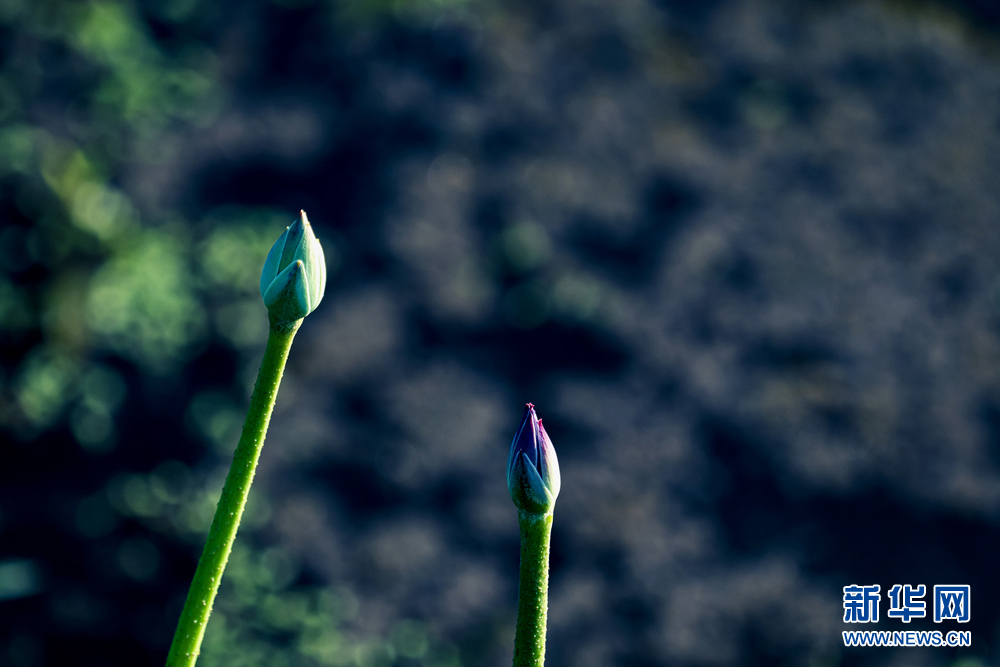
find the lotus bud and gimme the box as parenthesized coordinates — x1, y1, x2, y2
(507, 403, 561, 514)
(260, 210, 327, 323)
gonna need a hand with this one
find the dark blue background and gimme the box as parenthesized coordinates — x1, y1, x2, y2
(2, 0, 1000, 665)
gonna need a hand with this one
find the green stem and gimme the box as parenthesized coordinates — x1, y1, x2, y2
(165, 317, 301, 667)
(513, 510, 554, 667)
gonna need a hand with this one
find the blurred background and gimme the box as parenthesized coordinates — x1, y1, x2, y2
(3, 0, 1000, 665)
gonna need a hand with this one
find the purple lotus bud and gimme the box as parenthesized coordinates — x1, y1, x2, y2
(507, 403, 561, 514)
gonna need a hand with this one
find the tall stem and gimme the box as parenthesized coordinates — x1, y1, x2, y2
(165, 318, 301, 667)
(513, 510, 554, 667)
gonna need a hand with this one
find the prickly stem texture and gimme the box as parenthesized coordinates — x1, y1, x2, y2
(165, 317, 301, 667)
(513, 510, 554, 667)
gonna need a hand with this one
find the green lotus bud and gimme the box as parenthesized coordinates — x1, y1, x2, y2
(507, 403, 561, 514)
(260, 210, 327, 323)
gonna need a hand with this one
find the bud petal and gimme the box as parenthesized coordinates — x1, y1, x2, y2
(262, 259, 310, 321)
(260, 211, 327, 323)
(260, 233, 285, 297)
(279, 215, 306, 273)
(510, 452, 553, 514)
(537, 419, 561, 499)
(507, 403, 560, 514)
